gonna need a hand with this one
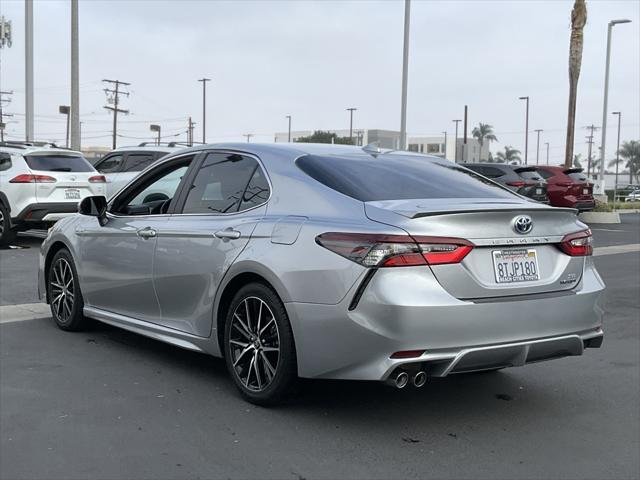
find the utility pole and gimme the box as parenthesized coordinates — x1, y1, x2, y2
(69, 0, 80, 150)
(346, 107, 357, 142)
(198, 78, 211, 143)
(534, 129, 543, 165)
(442, 131, 447, 159)
(0, 90, 13, 142)
(25, 0, 34, 141)
(187, 117, 195, 146)
(463, 105, 468, 163)
(243, 133, 253, 143)
(519, 96, 529, 164)
(452, 119, 461, 163)
(585, 124, 599, 178)
(102, 79, 130, 149)
(545, 142, 550, 165)
(399, 0, 411, 150)
(286, 115, 292, 142)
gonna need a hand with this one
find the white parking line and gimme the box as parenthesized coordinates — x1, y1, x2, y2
(593, 244, 640, 257)
(0, 303, 50, 324)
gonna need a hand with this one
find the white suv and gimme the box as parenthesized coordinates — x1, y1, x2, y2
(0, 142, 106, 245)
(93, 143, 185, 198)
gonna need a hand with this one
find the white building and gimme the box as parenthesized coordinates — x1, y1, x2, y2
(274, 129, 490, 162)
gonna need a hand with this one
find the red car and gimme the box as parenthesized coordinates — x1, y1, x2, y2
(535, 166, 595, 211)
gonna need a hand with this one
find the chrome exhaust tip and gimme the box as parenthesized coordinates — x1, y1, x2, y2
(394, 371, 409, 389)
(412, 371, 427, 388)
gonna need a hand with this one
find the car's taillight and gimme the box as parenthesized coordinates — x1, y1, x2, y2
(315, 233, 473, 267)
(507, 181, 526, 187)
(558, 230, 593, 256)
(89, 175, 106, 183)
(9, 174, 57, 183)
(556, 181, 573, 187)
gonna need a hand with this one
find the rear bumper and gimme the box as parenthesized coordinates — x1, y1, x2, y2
(12, 202, 78, 225)
(286, 261, 605, 381)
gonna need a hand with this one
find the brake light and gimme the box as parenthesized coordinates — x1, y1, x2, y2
(507, 181, 525, 187)
(558, 230, 593, 256)
(315, 233, 474, 267)
(9, 174, 57, 183)
(89, 175, 106, 183)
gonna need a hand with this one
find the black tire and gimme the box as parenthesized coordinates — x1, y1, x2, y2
(47, 249, 87, 331)
(0, 202, 15, 247)
(223, 282, 297, 406)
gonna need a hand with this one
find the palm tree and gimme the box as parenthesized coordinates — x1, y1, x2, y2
(609, 140, 640, 183)
(573, 153, 582, 168)
(471, 123, 498, 161)
(564, 0, 587, 168)
(495, 146, 521, 164)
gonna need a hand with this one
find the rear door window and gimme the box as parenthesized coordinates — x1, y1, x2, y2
(181, 153, 268, 214)
(24, 154, 94, 172)
(122, 152, 156, 172)
(96, 154, 123, 173)
(297, 154, 515, 201)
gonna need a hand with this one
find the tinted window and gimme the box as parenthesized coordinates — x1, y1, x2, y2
(240, 167, 270, 211)
(182, 153, 265, 214)
(0, 153, 11, 171)
(24, 154, 93, 172)
(122, 152, 156, 172)
(536, 169, 554, 180)
(96, 154, 123, 173)
(482, 166, 506, 178)
(568, 172, 588, 182)
(297, 154, 515, 201)
(518, 170, 544, 181)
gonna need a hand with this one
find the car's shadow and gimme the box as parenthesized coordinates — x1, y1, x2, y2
(78, 318, 548, 420)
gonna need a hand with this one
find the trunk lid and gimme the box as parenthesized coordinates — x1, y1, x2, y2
(365, 198, 587, 299)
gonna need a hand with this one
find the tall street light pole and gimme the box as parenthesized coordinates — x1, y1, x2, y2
(598, 19, 631, 195)
(442, 131, 447, 159)
(452, 119, 461, 162)
(25, 0, 34, 141)
(150, 124, 161, 146)
(69, 0, 80, 150)
(399, 0, 411, 151)
(198, 77, 211, 144)
(545, 142, 550, 165)
(346, 107, 357, 142)
(612, 111, 621, 210)
(59, 105, 70, 148)
(286, 115, 291, 142)
(519, 96, 529, 164)
(534, 129, 543, 165)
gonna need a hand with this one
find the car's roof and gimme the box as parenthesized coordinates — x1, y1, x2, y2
(464, 162, 514, 169)
(0, 143, 84, 156)
(112, 145, 184, 154)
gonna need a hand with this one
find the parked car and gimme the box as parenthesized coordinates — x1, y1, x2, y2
(535, 166, 595, 211)
(463, 163, 548, 203)
(93, 143, 184, 197)
(38, 144, 604, 405)
(625, 190, 640, 202)
(0, 141, 105, 246)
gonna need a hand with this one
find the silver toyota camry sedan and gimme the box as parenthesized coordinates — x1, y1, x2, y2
(38, 143, 605, 404)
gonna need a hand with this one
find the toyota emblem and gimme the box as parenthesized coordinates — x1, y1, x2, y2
(513, 215, 533, 235)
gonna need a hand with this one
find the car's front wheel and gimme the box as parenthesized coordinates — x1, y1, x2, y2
(47, 249, 87, 331)
(224, 283, 297, 405)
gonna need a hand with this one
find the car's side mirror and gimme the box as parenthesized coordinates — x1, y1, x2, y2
(79, 196, 108, 226)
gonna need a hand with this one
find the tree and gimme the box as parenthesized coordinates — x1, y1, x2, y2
(495, 146, 521, 164)
(471, 123, 498, 161)
(295, 130, 354, 145)
(608, 140, 640, 183)
(573, 153, 582, 168)
(564, 0, 587, 168)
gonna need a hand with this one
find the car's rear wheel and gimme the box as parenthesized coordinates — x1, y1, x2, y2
(224, 283, 297, 405)
(47, 249, 87, 331)
(0, 203, 15, 247)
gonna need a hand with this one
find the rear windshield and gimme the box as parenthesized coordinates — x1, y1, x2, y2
(25, 154, 94, 172)
(296, 154, 516, 201)
(518, 170, 544, 181)
(567, 172, 588, 182)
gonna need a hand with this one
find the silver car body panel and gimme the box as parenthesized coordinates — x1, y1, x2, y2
(38, 143, 605, 381)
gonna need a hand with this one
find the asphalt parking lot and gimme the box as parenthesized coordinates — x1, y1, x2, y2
(1, 215, 639, 480)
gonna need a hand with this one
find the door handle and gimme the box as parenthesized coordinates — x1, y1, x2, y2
(215, 228, 241, 240)
(137, 227, 157, 239)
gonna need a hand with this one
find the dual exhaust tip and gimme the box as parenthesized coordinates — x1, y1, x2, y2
(390, 370, 427, 389)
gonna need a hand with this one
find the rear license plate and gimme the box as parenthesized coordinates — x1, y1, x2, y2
(492, 248, 540, 283)
(536, 188, 543, 195)
(583, 188, 589, 195)
(64, 188, 81, 200)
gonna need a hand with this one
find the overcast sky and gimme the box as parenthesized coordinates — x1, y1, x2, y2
(0, 0, 638, 163)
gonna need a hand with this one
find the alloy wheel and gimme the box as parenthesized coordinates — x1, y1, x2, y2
(50, 258, 75, 323)
(0, 209, 5, 238)
(229, 296, 280, 392)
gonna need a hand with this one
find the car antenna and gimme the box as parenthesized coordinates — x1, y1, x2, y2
(362, 142, 382, 158)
